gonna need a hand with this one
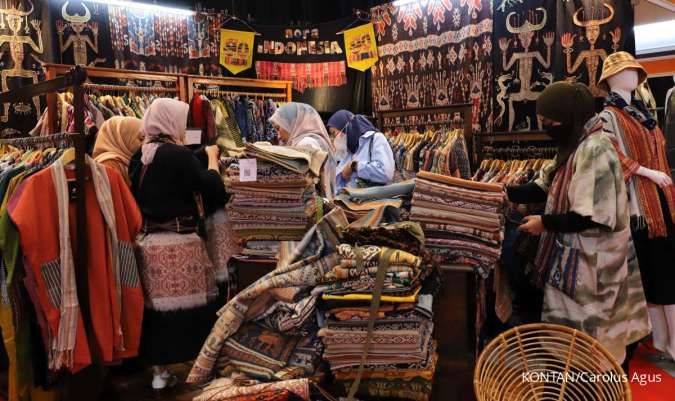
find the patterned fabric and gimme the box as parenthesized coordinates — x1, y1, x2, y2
(135, 231, 217, 311)
(370, 0, 493, 132)
(194, 378, 310, 401)
(255, 61, 347, 93)
(604, 91, 657, 130)
(205, 209, 241, 283)
(532, 118, 650, 364)
(601, 103, 675, 238)
(187, 208, 348, 385)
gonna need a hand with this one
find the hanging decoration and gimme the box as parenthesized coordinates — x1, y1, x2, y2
(55, 1, 108, 67)
(0, 0, 43, 130)
(343, 22, 379, 72)
(493, 1, 555, 132)
(556, 0, 633, 98)
(254, 19, 349, 93)
(370, 0, 494, 133)
(219, 29, 254, 74)
(492, 0, 633, 132)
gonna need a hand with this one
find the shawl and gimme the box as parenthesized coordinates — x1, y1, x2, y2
(93, 116, 143, 185)
(604, 92, 675, 237)
(50, 157, 123, 368)
(140, 98, 190, 165)
(533, 117, 603, 297)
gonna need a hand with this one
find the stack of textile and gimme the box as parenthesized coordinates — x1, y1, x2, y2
(223, 143, 327, 245)
(410, 170, 506, 278)
(333, 179, 415, 222)
(319, 220, 438, 401)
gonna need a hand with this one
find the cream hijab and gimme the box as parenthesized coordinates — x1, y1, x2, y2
(269, 102, 336, 198)
(93, 116, 143, 184)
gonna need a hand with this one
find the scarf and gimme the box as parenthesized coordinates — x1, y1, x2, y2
(533, 117, 603, 298)
(50, 157, 123, 369)
(605, 92, 675, 237)
(141, 98, 189, 165)
(93, 116, 143, 184)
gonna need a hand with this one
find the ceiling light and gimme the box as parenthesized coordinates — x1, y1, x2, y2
(634, 19, 675, 55)
(86, 0, 196, 16)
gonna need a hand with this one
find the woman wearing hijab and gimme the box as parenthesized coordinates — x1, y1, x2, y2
(92, 116, 143, 186)
(506, 82, 650, 373)
(269, 102, 337, 198)
(326, 109, 394, 193)
(128, 98, 228, 390)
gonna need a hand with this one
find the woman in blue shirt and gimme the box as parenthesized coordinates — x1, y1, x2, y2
(327, 110, 395, 194)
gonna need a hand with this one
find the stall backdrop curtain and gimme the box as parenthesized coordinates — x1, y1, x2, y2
(370, 0, 494, 133)
(492, 0, 634, 132)
(52, 1, 113, 68)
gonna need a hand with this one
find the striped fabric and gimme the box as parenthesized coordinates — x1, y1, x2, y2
(41, 259, 62, 308)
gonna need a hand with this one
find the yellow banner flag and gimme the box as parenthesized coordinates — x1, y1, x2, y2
(219, 29, 255, 74)
(343, 23, 378, 71)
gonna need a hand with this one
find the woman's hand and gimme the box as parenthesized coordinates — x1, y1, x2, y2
(638, 167, 673, 190)
(205, 145, 220, 172)
(518, 215, 545, 236)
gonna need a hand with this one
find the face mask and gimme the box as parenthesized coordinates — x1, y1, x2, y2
(334, 133, 348, 161)
(543, 123, 570, 143)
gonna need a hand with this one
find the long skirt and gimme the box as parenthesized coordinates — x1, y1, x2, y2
(135, 231, 221, 365)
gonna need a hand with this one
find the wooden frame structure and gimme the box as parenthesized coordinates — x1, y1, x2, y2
(186, 75, 293, 102)
(376, 104, 475, 164)
(43, 63, 186, 134)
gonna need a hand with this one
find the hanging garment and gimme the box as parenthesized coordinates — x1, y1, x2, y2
(665, 86, 675, 175)
(9, 160, 143, 372)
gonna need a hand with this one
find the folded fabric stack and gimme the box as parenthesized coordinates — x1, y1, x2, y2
(223, 143, 327, 245)
(319, 221, 438, 401)
(334, 179, 415, 222)
(410, 170, 506, 278)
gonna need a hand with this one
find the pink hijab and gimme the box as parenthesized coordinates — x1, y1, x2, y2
(140, 98, 190, 165)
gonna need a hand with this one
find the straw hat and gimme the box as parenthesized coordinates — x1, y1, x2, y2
(598, 51, 647, 92)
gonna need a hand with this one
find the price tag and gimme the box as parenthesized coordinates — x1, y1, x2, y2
(185, 129, 202, 145)
(239, 158, 257, 182)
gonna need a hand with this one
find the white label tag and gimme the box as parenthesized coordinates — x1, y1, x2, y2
(185, 129, 202, 145)
(239, 158, 257, 182)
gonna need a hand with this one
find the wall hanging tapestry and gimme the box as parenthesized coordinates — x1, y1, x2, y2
(254, 19, 350, 93)
(52, 1, 112, 68)
(370, 0, 494, 133)
(492, 0, 634, 132)
(106, 6, 228, 75)
(0, 0, 44, 133)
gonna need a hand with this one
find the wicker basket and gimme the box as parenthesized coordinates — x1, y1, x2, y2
(474, 323, 631, 401)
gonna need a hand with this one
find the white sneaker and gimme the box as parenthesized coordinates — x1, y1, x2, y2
(152, 373, 177, 390)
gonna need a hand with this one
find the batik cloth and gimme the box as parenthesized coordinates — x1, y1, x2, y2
(193, 378, 310, 401)
(533, 118, 650, 364)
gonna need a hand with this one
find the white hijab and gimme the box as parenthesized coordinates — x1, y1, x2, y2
(140, 98, 190, 165)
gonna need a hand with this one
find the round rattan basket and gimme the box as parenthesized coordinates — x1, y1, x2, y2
(474, 323, 631, 401)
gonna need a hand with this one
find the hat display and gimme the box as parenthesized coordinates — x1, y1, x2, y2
(598, 51, 648, 92)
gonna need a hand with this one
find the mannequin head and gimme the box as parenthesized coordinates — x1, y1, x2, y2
(606, 68, 639, 93)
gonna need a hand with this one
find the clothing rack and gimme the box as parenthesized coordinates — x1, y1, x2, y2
(376, 104, 474, 165)
(43, 63, 186, 134)
(186, 75, 293, 103)
(0, 67, 94, 371)
(477, 130, 553, 161)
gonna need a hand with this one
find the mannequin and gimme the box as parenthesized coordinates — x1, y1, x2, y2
(600, 52, 675, 362)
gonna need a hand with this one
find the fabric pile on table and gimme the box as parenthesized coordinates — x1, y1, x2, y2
(333, 179, 415, 222)
(318, 220, 439, 401)
(410, 170, 507, 278)
(222, 143, 327, 245)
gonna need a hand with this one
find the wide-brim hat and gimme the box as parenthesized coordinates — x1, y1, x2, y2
(598, 51, 648, 92)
